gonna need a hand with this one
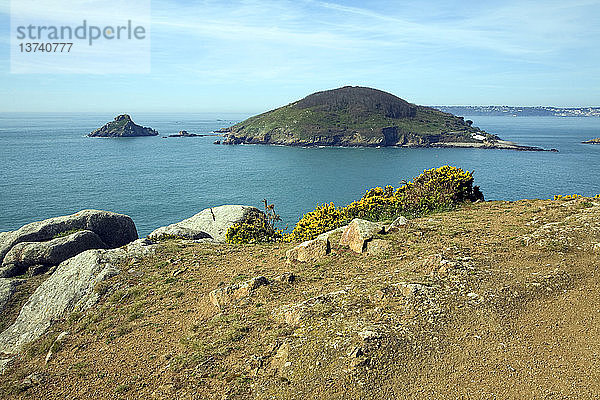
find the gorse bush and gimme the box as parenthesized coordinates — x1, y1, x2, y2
(225, 216, 282, 244)
(287, 203, 345, 242)
(288, 166, 483, 241)
(227, 166, 483, 243)
(226, 199, 284, 244)
(552, 193, 600, 200)
(343, 186, 400, 221)
(394, 165, 483, 213)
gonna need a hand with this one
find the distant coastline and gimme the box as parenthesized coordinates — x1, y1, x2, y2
(434, 106, 600, 117)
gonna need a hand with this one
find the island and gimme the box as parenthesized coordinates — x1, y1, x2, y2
(88, 114, 158, 137)
(582, 138, 600, 144)
(217, 86, 553, 151)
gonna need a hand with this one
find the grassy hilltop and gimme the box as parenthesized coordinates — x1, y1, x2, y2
(2, 168, 600, 399)
(220, 86, 500, 147)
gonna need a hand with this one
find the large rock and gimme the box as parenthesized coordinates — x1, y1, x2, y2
(0, 278, 22, 315)
(339, 218, 386, 253)
(0, 239, 157, 355)
(0, 210, 138, 265)
(149, 205, 265, 242)
(0, 249, 121, 354)
(286, 237, 330, 263)
(1, 230, 107, 278)
(366, 238, 393, 255)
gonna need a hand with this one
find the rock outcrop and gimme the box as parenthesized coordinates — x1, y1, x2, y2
(0, 210, 138, 266)
(149, 205, 266, 242)
(88, 114, 158, 137)
(386, 216, 408, 232)
(339, 219, 386, 253)
(0, 239, 157, 355)
(1, 230, 107, 278)
(286, 236, 330, 263)
(209, 276, 269, 309)
(0, 278, 22, 315)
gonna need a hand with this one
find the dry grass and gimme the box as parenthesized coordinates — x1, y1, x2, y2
(1, 198, 599, 399)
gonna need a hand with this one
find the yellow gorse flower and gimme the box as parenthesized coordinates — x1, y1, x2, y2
(288, 165, 481, 241)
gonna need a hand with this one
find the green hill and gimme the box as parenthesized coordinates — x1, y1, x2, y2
(220, 86, 501, 147)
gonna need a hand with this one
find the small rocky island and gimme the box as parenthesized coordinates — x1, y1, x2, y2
(582, 138, 600, 144)
(166, 130, 216, 138)
(88, 114, 158, 137)
(217, 86, 553, 151)
(168, 130, 200, 137)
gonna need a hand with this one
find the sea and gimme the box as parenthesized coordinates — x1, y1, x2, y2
(1, 113, 599, 236)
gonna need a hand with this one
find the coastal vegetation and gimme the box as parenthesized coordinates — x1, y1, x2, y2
(226, 166, 483, 244)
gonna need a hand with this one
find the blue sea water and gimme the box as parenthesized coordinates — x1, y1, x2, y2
(0, 113, 599, 236)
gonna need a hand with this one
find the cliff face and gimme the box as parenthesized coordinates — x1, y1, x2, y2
(220, 86, 498, 147)
(88, 115, 158, 138)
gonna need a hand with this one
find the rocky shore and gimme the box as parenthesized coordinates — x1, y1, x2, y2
(219, 131, 555, 151)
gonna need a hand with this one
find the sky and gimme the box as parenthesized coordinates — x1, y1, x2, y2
(0, 0, 599, 112)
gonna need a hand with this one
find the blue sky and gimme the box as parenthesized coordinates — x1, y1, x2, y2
(0, 0, 599, 112)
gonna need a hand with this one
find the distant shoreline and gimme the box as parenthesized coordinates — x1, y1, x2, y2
(434, 106, 600, 118)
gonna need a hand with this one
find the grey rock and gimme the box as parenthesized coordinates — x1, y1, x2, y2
(387, 216, 408, 232)
(316, 225, 347, 241)
(0, 248, 127, 355)
(149, 205, 265, 242)
(339, 218, 386, 253)
(273, 290, 347, 326)
(0, 278, 22, 314)
(122, 238, 159, 258)
(148, 225, 212, 241)
(366, 238, 393, 255)
(209, 276, 269, 309)
(1, 230, 107, 278)
(286, 237, 330, 263)
(0, 209, 138, 265)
